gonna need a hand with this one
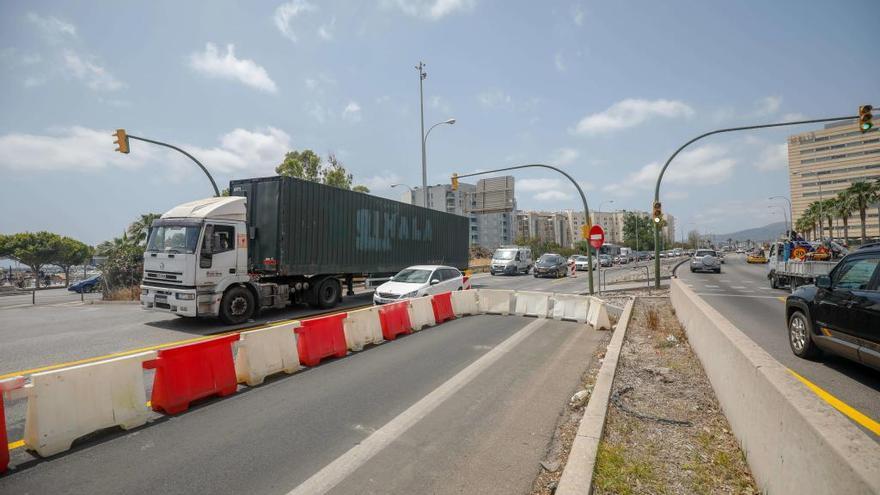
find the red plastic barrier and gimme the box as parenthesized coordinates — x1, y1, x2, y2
(295, 313, 348, 367)
(431, 292, 455, 324)
(143, 334, 239, 415)
(378, 301, 413, 340)
(1, 391, 8, 474)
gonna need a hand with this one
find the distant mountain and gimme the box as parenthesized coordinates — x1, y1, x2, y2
(709, 222, 788, 244)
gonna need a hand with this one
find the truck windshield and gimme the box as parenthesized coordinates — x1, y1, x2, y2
(392, 268, 432, 283)
(146, 225, 201, 254)
(493, 249, 516, 260)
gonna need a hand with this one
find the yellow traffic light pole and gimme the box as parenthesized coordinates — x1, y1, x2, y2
(651, 112, 863, 288)
(452, 163, 596, 295)
(112, 129, 220, 197)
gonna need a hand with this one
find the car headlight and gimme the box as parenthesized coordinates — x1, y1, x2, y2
(175, 293, 195, 300)
(403, 290, 420, 298)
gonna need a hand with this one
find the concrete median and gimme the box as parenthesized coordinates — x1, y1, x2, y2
(550, 293, 590, 323)
(513, 291, 551, 318)
(670, 278, 880, 494)
(476, 289, 514, 315)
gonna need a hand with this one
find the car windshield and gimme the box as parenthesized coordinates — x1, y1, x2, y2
(695, 250, 716, 257)
(493, 249, 516, 260)
(392, 268, 432, 283)
(146, 225, 201, 254)
(538, 254, 558, 263)
(576, 256, 589, 261)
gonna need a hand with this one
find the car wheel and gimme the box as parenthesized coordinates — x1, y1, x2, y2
(534, 273, 539, 278)
(490, 271, 495, 276)
(788, 311, 820, 359)
(715, 269, 721, 274)
(690, 267, 695, 273)
(220, 286, 255, 325)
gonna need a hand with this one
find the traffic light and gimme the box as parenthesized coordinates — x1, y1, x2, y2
(451, 173, 459, 191)
(652, 201, 662, 223)
(859, 105, 873, 133)
(113, 129, 130, 154)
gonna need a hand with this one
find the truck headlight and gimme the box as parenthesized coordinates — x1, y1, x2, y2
(176, 293, 195, 300)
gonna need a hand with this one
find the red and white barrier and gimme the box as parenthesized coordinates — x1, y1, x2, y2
(514, 291, 552, 318)
(17, 351, 156, 457)
(450, 290, 479, 316)
(407, 296, 436, 331)
(1, 376, 26, 473)
(431, 292, 456, 324)
(235, 321, 301, 386)
(378, 301, 413, 340)
(568, 260, 577, 277)
(343, 307, 384, 351)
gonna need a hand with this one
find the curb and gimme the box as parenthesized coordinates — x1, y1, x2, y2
(88, 300, 140, 305)
(555, 297, 635, 494)
(670, 257, 689, 277)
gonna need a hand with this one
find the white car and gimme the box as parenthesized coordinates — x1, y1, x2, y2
(373, 265, 464, 305)
(574, 255, 597, 271)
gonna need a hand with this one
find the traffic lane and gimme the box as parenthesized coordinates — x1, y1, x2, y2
(0, 289, 101, 309)
(0, 292, 374, 376)
(329, 318, 602, 495)
(678, 259, 880, 436)
(1, 316, 600, 495)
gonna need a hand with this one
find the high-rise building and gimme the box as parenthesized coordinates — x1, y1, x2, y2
(406, 183, 475, 216)
(788, 121, 880, 241)
(516, 211, 571, 246)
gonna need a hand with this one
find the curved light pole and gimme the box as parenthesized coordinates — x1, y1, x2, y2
(651, 114, 858, 288)
(420, 118, 455, 207)
(769, 195, 792, 236)
(122, 133, 220, 196)
(768, 205, 789, 238)
(454, 163, 595, 294)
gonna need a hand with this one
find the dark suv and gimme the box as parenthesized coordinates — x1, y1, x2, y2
(533, 253, 567, 278)
(785, 243, 880, 370)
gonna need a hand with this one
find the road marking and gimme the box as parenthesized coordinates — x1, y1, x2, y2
(730, 286, 748, 289)
(704, 285, 720, 289)
(777, 296, 786, 302)
(0, 304, 370, 381)
(7, 439, 24, 450)
(788, 369, 880, 436)
(286, 317, 548, 495)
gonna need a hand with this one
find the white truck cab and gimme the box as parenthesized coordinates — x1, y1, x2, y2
(141, 197, 252, 321)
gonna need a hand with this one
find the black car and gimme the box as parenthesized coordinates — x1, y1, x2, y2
(533, 253, 567, 278)
(785, 243, 880, 370)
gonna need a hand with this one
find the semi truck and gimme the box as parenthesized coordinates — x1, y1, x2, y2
(140, 175, 469, 324)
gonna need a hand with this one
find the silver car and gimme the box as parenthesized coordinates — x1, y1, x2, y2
(690, 249, 721, 273)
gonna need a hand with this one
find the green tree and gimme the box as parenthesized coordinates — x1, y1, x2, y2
(832, 192, 855, 244)
(846, 181, 880, 244)
(352, 185, 370, 193)
(0, 232, 61, 288)
(276, 149, 322, 182)
(127, 213, 162, 245)
(323, 153, 354, 189)
(622, 212, 654, 251)
(53, 237, 92, 287)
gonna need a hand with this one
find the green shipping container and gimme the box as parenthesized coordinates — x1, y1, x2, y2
(229, 176, 469, 276)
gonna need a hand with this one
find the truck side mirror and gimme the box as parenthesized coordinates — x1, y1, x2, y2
(816, 275, 831, 289)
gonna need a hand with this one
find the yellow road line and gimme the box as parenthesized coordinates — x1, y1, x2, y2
(0, 305, 368, 381)
(7, 439, 25, 450)
(788, 368, 880, 436)
(777, 296, 787, 302)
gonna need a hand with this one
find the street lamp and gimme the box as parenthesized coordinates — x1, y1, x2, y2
(419, 118, 456, 207)
(768, 205, 789, 238)
(391, 183, 415, 204)
(769, 195, 793, 237)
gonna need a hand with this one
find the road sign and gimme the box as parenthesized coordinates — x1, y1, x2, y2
(589, 224, 605, 249)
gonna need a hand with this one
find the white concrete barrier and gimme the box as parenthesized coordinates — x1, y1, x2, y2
(450, 290, 479, 316)
(513, 291, 551, 318)
(476, 289, 514, 315)
(670, 278, 880, 494)
(18, 351, 156, 457)
(342, 307, 384, 351)
(408, 296, 436, 331)
(550, 293, 590, 323)
(587, 296, 611, 330)
(235, 321, 301, 386)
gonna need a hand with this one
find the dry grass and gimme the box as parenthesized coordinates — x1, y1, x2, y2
(645, 308, 660, 332)
(104, 285, 141, 301)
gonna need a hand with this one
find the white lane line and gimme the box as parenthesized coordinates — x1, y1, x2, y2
(695, 293, 783, 299)
(704, 285, 720, 289)
(286, 317, 549, 495)
(730, 286, 748, 289)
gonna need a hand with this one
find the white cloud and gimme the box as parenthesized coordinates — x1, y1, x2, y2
(603, 145, 736, 197)
(664, 190, 689, 200)
(754, 96, 781, 117)
(274, 0, 316, 42)
(572, 4, 585, 26)
(20, 53, 42, 65)
(342, 101, 362, 123)
(755, 143, 787, 171)
(571, 98, 694, 136)
(27, 12, 77, 40)
(518, 178, 564, 192)
(478, 88, 512, 108)
(304, 73, 336, 94)
(189, 43, 277, 93)
(535, 190, 573, 201)
(554, 52, 566, 72)
(0, 126, 291, 176)
(307, 102, 328, 123)
(385, 0, 476, 20)
(430, 95, 452, 114)
(63, 51, 124, 91)
(782, 112, 807, 121)
(551, 147, 579, 166)
(318, 16, 336, 40)
(361, 172, 403, 192)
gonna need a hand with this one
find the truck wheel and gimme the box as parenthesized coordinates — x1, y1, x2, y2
(220, 286, 255, 325)
(788, 311, 820, 359)
(314, 278, 341, 309)
(770, 274, 779, 289)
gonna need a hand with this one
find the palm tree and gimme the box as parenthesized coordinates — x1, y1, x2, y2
(821, 198, 836, 240)
(805, 201, 823, 239)
(127, 213, 162, 246)
(832, 192, 855, 244)
(846, 181, 879, 244)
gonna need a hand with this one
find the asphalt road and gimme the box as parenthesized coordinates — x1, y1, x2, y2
(1, 314, 603, 495)
(678, 253, 880, 438)
(0, 288, 101, 309)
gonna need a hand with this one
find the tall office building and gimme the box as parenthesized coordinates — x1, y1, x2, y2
(788, 121, 880, 241)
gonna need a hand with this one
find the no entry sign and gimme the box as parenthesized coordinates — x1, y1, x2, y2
(589, 224, 605, 249)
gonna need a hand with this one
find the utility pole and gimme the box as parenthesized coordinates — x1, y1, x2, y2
(416, 61, 428, 207)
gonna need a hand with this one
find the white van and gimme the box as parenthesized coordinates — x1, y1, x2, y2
(490, 246, 533, 275)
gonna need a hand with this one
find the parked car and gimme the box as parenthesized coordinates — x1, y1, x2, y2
(373, 265, 463, 305)
(68, 275, 101, 293)
(574, 255, 597, 271)
(690, 249, 721, 273)
(618, 255, 629, 264)
(599, 254, 613, 267)
(533, 253, 567, 278)
(785, 243, 880, 370)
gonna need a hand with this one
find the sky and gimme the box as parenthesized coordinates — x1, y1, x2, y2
(0, 0, 878, 245)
